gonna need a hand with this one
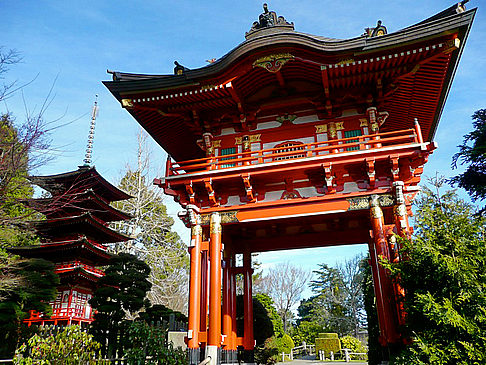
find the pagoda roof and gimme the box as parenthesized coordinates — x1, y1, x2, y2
(23, 189, 133, 222)
(104, 4, 475, 162)
(56, 265, 104, 287)
(29, 165, 132, 202)
(7, 237, 112, 265)
(32, 213, 131, 243)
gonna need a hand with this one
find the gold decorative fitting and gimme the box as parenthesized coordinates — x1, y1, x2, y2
(359, 118, 368, 127)
(212, 140, 221, 148)
(371, 206, 383, 219)
(315, 124, 328, 133)
(394, 204, 407, 217)
(235, 134, 261, 145)
(336, 58, 355, 65)
(253, 53, 295, 73)
(201, 210, 239, 225)
(347, 194, 394, 211)
(276, 114, 297, 125)
(121, 99, 133, 108)
(201, 84, 216, 90)
(335, 122, 344, 130)
(191, 225, 202, 237)
(371, 123, 380, 132)
(210, 213, 222, 234)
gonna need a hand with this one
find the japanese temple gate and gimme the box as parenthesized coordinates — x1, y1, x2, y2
(105, 3, 475, 364)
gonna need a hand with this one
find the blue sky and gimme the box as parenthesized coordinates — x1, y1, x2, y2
(2, 1, 485, 299)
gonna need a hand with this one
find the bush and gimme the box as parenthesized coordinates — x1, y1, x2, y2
(292, 320, 324, 346)
(122, 321, 187, 365)
(276, 333, 295, 354)
(255, 337, 279, 365)
(340, 335, 367, 360)
(13, 326, 103, 364)
(315, 333, 341, 357)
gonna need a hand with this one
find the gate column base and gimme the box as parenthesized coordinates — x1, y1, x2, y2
(206, 345, 221, 365)
(222, 349, 237, 363)
(188, 348, 200, 365)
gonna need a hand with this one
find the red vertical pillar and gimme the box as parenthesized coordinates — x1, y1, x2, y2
(222, 253, 235, 363)
(188, 220, 202, 365)
(392, 181, 410, 328)
(200, 251, 208, 333)
(369, 195, 400, 345)
(230, 255, 238, 362)
(243, 252, 254, 362)
(207, 212, 222, 364)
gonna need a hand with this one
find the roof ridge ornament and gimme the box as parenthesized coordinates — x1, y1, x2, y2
(246, 3, 294, 39)
(363, 20, 387, 38)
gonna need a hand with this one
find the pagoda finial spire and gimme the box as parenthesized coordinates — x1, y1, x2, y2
(83, 95, 99, 166)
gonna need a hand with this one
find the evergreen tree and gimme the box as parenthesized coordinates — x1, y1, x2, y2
(0, 258, 58, 358)
(451, 109, 486, 210)
(112, 131, 189, 313)
(89, 253, 151, 356)
(387, 178, 486, 364)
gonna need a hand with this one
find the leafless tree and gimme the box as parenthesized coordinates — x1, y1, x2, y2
(111, 130, 189, 314)
(259, 262, 311, 332)
(337, 254, 366, 336)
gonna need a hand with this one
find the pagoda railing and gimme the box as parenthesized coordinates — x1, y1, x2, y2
(167, 125, 423, 176)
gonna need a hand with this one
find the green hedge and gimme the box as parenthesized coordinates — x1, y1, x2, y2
(316, 333, 341, 356)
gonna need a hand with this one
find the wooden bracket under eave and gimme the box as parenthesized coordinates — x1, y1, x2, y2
(185, 182, 196, 205)
(365, 158, 375, 188)
(322, 163, 335, 194)
(241, 174, 256, 203)
(389, 155, 400, 181)
(204, 179, 218, 206)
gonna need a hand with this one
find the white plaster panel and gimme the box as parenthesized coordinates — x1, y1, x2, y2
(341, 182, 365, 193)
(342, 109, 359, 117)
(256, 121, 281, 130)
(226, 195, 241, 206)
(260, 190, 285, 202)
(295, 187, 320, 198)
(293, 115, 318, 124)
(219, 127, 236, 136)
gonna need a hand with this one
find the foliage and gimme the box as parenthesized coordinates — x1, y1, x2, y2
(89, 253, 151, 356)
(13, 326, 103, 364)
(236, 294, 274, 346)
(299, 255, 365, 337)
(291, 320, 324, 346)
(138, 303, 187, 324)
(340, 335, 366, 359)
(276, 333, 295, 353)
(361, 255, 383, 365)
(112, 131, 189, 313)
(315, 333, 341, 356)
(254, 293, 284, 337)
(386, 178, 486, 364)
(254, 338, 279, 365)
(451, 109, 486, 209)
(0, 258, 58, 358)
(122, 321, 187, 365)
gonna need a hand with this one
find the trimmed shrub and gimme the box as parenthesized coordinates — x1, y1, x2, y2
(276, 334, 295, 354)
(341, 335, 367, 360)
(315, 333, 341, 357)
